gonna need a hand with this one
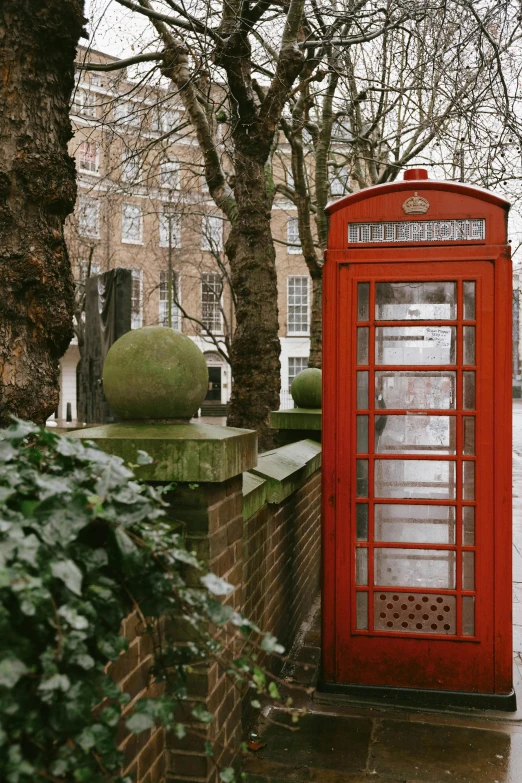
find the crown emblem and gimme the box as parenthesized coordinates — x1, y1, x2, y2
(402, 192, 430, 215)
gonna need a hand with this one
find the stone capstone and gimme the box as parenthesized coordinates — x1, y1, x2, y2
(102, 326, 208, 420)
(291, 367, 322, 409)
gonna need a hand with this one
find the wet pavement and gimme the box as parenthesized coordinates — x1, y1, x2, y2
(242, 401, 522, 782)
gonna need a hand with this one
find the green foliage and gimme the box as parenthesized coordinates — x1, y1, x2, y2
(0, 420, 287, 783)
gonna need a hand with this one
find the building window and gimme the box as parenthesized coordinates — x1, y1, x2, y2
(73, 89, 96, 118)
(90, 74, 101, 87)
(159, 209, 181, 248)
(131, 269, 143, 329)
(78, 142, 99, 174)
(78, 195, 100, 238)
(159, 271, 181, 329)
(121, 152, 141, 183)
(114, 100, 140, 127)
(122, 203, 143, 244)
(152, 105, 180, 133)
(201, 215, 223, 251)
(331, 166, 350, 196)
(201, 273, 223, 332)
(78, 260, 100, 282)
(287, 276, 310, 335)
(287, 217, 301, 254)
(288, 356, 309, 386)
(160, 159, 180, 189)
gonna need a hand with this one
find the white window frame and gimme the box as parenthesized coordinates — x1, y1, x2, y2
(131, 269, 143, 329)
(121, 203, 143, 245)
(331, 166, 349, 196)
(201, 273, 223, 333)
(287, 275, 310, 336)
(114, 100, 140, 127)
(78, 141, 99, 174)
(159, 270, 181, 330)
(152, 105, 180, 133)
(73, 89, 96, 118)
(201, 215, 223, 251)
(159, 209, 181, 248)
(288, 356, 309, 387)
(78, 260, 100, 282)
(121, 151, 141, 183)
(160, 159, 180, 189)
(78, 195, 100, 239)
(287, 217, 301, 254)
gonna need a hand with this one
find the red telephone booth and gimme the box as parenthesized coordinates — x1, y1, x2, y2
(321, 169, 515, 710)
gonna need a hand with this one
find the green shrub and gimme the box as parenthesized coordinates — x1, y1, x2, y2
(0, 420, 287, 783)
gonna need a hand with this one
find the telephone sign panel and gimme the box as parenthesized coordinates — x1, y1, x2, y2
(321, 170, 515, 710)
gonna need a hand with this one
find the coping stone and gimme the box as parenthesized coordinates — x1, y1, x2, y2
(249, 439, 322, 503)
(242, 472, 267, 521)
(270, 408, 322, 431)
(68, 422, 257, 483)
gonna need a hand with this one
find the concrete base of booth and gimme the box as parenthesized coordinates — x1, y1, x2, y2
(317, 680, 517, 712)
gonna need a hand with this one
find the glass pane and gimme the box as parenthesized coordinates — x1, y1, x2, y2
(374, 548, 456, 589)
(356, 504, 369, 541)
(375, 282, 456, 320)
(463, 461, 475, 500)
(462, 551, 475, 590)
(356, 460, 368, 497)
(356, 548, 368, 585)
(462, 506, 475, 545)
(463, 282, 476, 320)
(375, 459, 456, 499)
(375, 415, 456, 455)
(375, 371, 456, 410)
(357, 327, 369, 364)
(356, 592, 368, 629)
(462, 595, 475, 636)
(463, 372, 476, 410)
(375, 592, 456, 634)
(375, 505, 456, 544)
(463, 417, 475, 455)
(463, 326, 476, 365)
(375, 327, 456, 365)
(357, 371, 368, 409)
(357, 415, 368, 453)
(358, 283, 370, 321)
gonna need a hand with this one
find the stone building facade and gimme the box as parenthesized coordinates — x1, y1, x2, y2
(57, 46, 340, 420)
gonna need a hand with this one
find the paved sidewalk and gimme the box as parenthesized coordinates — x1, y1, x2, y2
(243, 402, 522, 783)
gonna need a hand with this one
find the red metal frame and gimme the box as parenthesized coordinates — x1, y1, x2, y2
(322, 178, 512, 698)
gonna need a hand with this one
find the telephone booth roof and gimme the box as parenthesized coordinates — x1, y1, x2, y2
(326, 174, 510, 251)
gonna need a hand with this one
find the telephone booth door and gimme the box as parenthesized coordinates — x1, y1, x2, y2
(322, 174, 514, 709)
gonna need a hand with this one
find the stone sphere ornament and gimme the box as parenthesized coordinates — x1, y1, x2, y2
(102, 326, 208, 420)
(290, 367, 322, 409)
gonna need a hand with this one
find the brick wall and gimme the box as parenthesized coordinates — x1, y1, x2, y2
(243, 468, 322, 653)
(109, 455, 322, 783)
(109, 611, 166, 783)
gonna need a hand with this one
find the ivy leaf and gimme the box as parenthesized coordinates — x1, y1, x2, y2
(261, 634, 285, 655)
(204, 740, 214, 757)
(126, 713, 155, 734)
(206, 600, 234, 625)
(220, 768, 236, 782)
(114, 526, 137, 556)
(51, 559, 83, 596)
(136, 450, 153, 465)
(0, 656, 28, 688)
(200, 573, 234, 596)
(268, 682, 281, 700)
(191, 703, 213, 724)
(38, 674, 71, 693)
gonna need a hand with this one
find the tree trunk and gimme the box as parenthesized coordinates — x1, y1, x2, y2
(226, 152, 281, 449)
(309, 273, 323, 369)
(0, 1, 85, 426)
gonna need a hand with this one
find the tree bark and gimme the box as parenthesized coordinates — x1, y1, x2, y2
(0, 1, 85, 426)
(309, 273, 323, 369)
(226, 152, 281, 448)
